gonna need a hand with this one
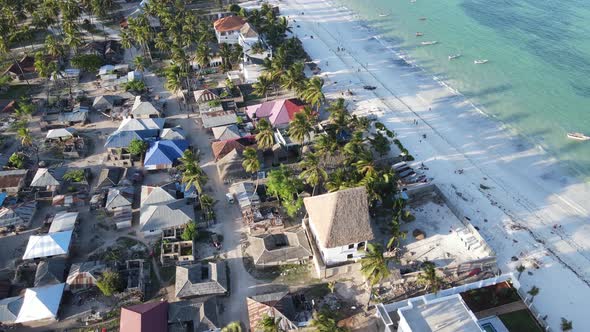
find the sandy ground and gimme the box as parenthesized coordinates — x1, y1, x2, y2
(280, 0, 590, 329)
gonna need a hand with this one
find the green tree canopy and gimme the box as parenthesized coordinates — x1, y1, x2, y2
(181, 221, 198, 241)
(71, 54, 104, 72)
(96, 270, 121, 296)
(63, 169, 85, 182)
(266, 166, 304, 216)
(8, 152, 25, 169)
(128, 139, 149, 156)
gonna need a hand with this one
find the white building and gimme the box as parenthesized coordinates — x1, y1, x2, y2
(303, 187, 375, 267)
(376, 274, 535, 332)
(238, 22, 260, 53)
(213, 16, 246, 44)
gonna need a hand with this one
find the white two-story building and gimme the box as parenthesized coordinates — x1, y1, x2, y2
(213, 15, 247, 44)
(303, 187, 375, 273)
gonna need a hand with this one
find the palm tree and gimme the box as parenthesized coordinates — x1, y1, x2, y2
(63, 32, 82, 54)
(361, 243, 390, 288)
(354, 154, 378, 179)
(219, 43, 233, 72)
(313, 134, 338, 160)
(253, 74, 272, 101)
(133, 56, 146, 72)
(242, 147, 260, 174)
(326, 169, 351, 192)
(527, 286, 540, 303)
(258, 315, 283, 332)
(222, 322, 242, 332)
(194, 44, 211, 71)
(178, 150, 207, 193)
(44, 35, 64, 59)
(17, 126, 32, 147)
(299, 152, 327, 195)
(164, 64, 184, 101)
(178, 149, 199, 170)
(386, 217, 406, 251)
(309, 312, 347, 332)
(301, 77, 325, 112)
(288, 112, 313, 146)
(200, 193, 215, 221)
(154, 32, 169, 54)
(120, 29, 132, 49)
(255, 118, 275, 150)
(417, 261, 444, 294)
(281, 62, 305, 93)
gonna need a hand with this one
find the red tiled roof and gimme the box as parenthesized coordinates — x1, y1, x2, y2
(214, 16, 246, 32)
(212, 139, 246, 161)
(283, 98, 307, 121)
(120, 301, 168, 332)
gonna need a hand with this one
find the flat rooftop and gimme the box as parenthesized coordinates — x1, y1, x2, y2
(399, 294, 481, 332)
(398, 198, 491, 267)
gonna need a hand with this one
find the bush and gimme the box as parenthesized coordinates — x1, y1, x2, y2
(71, 54, 104, 72)
(402, 211, 415, 222)
(7, 152, 25, 169)
(63, 169, 85, 182)
(96, 271, 122, 296)
(181, 222, 198, 241)
(128, 139, 148, 156)
(124, 80, 146, 93)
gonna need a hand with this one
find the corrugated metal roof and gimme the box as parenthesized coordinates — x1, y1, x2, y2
(143, 140, 188, 167)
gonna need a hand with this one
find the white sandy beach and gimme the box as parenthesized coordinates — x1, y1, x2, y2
(276, 0, 590, 329)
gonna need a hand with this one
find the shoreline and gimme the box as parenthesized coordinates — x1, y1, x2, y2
(280, 0, 590, 329)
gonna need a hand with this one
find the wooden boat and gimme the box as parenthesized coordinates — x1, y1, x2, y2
(474, 59, 489, 64)
(421, 41, 438, 45)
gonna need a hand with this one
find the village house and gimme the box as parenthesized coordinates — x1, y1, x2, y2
(33, 257, 66, 287)
(246, 287, 308, 332)
(245, 98, 307, 128)
(14, 283, 65, 324)
(0, 169, 28, 196)
(167, 299, 220, 332)
(143, 139, 189, 170)
(130, 96, 163, 119)
(95, 167, 124, 190)
(160, 126, 186, 140)
(238, 22, 261, 53)
(247, 229, 313, 267)
(0, 295, 23, 325)
(2, 55, 36, 82)
(48, 211, 79, 233)
(0, 201, 37, 233)
(65, 261, 106, 293)
(174, 262, 228, 300)
(105, 186, 134, 211)
(92, 95, 123, 113)
(139, 185, 195, 237)
(213, 15, 247, 44)
(22, 231, 73, 260)
(303, 187, 375, 277)
(120, 301, 168, 332)
(212, 124, 243, 141)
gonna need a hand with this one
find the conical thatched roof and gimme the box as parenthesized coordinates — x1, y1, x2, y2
(303, 187, 374, 248)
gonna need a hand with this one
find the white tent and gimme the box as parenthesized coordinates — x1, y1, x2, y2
(23, 231, 72, 260)
(15, 283, 65, 323)
(46, 128, 76, 140)
(48, 211, 78, 233)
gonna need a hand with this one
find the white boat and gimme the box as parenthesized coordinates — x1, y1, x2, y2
(474, 59, 489, 64)
(379, 13, 389, 17)
(421, 41, 438, 45)
(448, 54, 462, 60)
(416, 32, 424, 37)
(567, 132, 590, 141)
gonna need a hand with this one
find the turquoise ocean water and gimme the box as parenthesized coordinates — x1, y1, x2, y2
(335, 0, 590, 179)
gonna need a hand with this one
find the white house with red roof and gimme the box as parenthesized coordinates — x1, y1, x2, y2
(245, 98, 307, 128)
(213, 16, 247, 44)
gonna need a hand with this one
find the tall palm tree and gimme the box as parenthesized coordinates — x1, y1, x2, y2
(310, 311, 348, 332)
(281, 62, 305, 93)
(354, 154, 378, 180)
(164, 64, 184, 102)
(299, 152, 327, 195)
(178, 150, 207, 193)
(219, 43, 233, 72)
(361, 243, 390, 307)
(221, 322, 242, 332)
(178, 149, 199, 170)
(120, 29, 132, 49)
(255, 118, 275, 150)
(313, 134, 338, 160)
(301, 77, 325, 112)
(417, 261, 444, 294)
(258, 315, 283, 332)
(288, 112, 313, 146)
(154, 32, 169, 54)
(326, 168, 352, 192)
(44, 35, 64, 59)
(386, 217, 406, 251)
(63, 32, 82, 54)
(253, 74, 272, 101)
(242, 147, 260, 174)
(194, 44, 211, 71)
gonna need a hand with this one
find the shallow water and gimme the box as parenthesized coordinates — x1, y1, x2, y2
(335, 0, 590, 179)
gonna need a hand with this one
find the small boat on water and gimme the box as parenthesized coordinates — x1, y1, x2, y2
(379, 13, 389, 17)
(421, 41, 438, 45)
(419, 17, 427, 20)
(567, 132, 590, 141)
(474, 59, 489, 64)
(448, 54, 462, 60)
(416, 32, 424, 37)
